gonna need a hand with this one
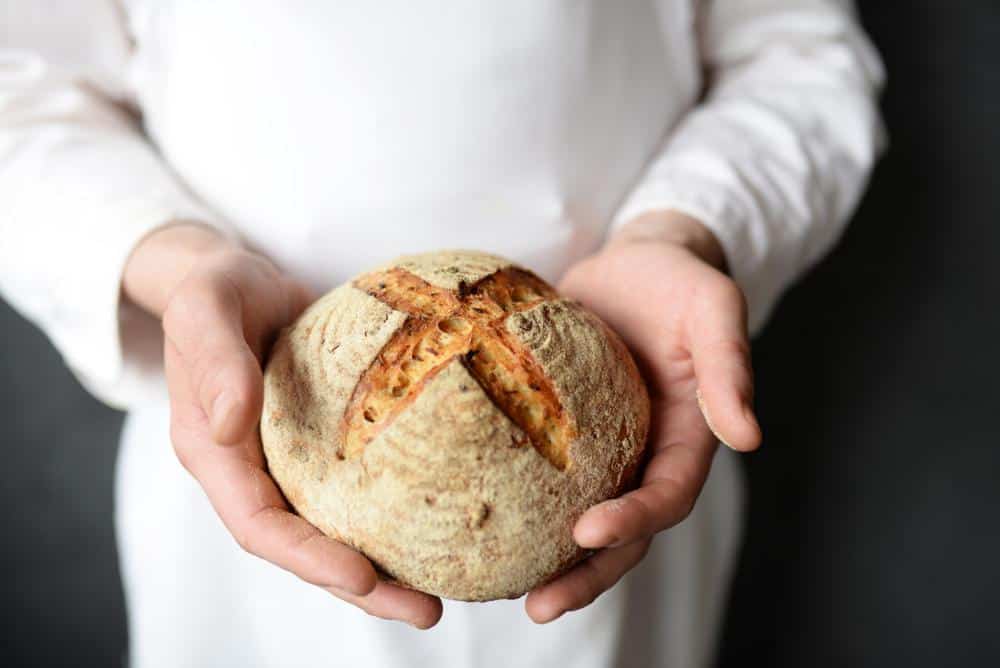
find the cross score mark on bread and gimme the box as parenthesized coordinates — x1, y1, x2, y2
(342, 267, 576, 470)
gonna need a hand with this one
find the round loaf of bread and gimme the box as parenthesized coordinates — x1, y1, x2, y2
(260, 250, 650, 601)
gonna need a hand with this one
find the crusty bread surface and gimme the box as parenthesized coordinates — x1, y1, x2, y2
(261, 250, 649, 601)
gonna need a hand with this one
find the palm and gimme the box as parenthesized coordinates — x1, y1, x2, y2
(162, 250, 443, 629)
(525, 240, 761, 623)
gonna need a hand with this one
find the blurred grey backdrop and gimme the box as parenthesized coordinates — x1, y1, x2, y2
(2, 2, 998, 666)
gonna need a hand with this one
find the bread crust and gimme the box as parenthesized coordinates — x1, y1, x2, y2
(261, 250, 649, 601)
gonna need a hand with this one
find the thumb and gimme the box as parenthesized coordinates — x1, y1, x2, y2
(688, 281, 762, 452)
(163, 279, 263, 445)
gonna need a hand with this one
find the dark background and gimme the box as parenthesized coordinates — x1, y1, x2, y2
(2, 2, 997, 666)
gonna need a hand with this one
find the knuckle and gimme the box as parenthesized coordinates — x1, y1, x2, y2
(709, 337, 752, 362)
(707, 276, 747, 312)
(168, 419, 183, 448)
(288, 526, 319, 552)
(172, 443, 194, 474)
(677, 495, 697, 522)
(287, 532, 329, 582)
(672, 482, 700, 523)
(232, 524, 255, 555)
(637, 538, 653, 561)
(232, 506, 269, 556)
(648, 477, 694, 529)
(169, 425, 197, 473)
(624, 495, 656, 536)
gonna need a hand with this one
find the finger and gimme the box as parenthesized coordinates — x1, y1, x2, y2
(332, 579, 444, 630)
(163, 278, 263, 445)
(524, 538, 651, 624)
(184, 438, 379, 597)
(573, 401, 715, 549)
(166, 341, 378, 598)
(687, 280, 762, 451)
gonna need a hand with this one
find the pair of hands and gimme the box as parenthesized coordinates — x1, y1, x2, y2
(122, 211, 761, 629)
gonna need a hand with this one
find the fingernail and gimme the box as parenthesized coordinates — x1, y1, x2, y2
(695, 388, 731, 449)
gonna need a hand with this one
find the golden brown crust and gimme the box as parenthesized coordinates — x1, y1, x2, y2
(260, 250, 650, 601)
(344, 264, 573, 470)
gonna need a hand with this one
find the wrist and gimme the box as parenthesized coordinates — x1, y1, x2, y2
(123, 221, 237, 318)
(608, 210, 728, 273)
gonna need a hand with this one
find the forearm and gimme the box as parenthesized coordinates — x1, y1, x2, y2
(609, 3, 883, 336)
(123, 222, 238, 318)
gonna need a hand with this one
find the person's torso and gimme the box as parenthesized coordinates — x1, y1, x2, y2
(106, 9, 742, 667)
(123, 0, 701, 287)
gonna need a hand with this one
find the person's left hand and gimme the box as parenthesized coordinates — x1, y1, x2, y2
(525, 210, 763, 623)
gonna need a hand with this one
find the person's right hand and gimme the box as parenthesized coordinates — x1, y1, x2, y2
(123, 223, 444, 629)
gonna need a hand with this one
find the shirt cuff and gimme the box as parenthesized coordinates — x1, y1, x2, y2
(49, 193, 238, 410)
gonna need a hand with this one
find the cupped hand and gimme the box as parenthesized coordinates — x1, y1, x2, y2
(125, 224, 443, 629)
(525, 212, 762, 623)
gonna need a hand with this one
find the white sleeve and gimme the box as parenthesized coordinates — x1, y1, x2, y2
(613, 0, 887, 334)
(0, 2, 236, 409)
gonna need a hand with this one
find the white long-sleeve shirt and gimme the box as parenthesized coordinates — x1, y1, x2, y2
(0, 3, 885, 667)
